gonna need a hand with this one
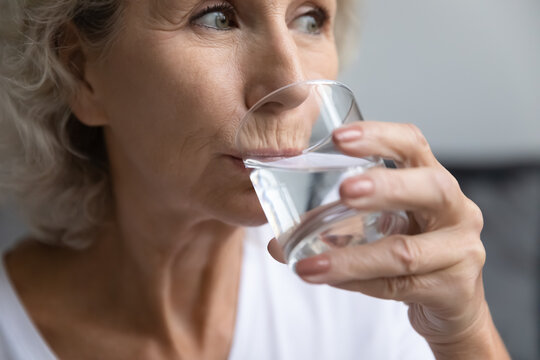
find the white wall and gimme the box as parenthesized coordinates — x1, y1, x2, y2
(339, 0, 540, 164)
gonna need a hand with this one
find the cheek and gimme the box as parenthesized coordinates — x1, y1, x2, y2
(140, 43, 242, 137)
(95, 35, 243, 176)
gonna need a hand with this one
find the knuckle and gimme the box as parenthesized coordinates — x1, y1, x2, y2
(464, 199, 484, 233)
(476, 244, 487, 268)
(430, 168, 461, 208)
(456, 228, 486, 272)
(467, 238, 487, 268)
(404, 123, 430, 152)
(389, 236, 420, 274)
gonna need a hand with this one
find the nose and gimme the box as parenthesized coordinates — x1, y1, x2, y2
(251, 81, 312, 116)
(244, 24, 308, 112)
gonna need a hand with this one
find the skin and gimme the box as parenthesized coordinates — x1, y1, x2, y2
(4, 0, 509, 359)
(269, 123, 511, 358)
(7, 0, 338, 359)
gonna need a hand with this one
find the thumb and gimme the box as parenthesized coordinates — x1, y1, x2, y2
(267, 238, 287, 264)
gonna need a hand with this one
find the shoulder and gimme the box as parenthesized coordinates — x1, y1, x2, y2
(0, 242, 58, 360)
(3, 240, 59, 310)
(1, 240, 76, 341)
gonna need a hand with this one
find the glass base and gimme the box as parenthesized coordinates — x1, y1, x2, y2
(280, 203, 409, 271)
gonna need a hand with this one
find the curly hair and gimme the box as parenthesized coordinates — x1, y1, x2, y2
(0, 0, 360, 248)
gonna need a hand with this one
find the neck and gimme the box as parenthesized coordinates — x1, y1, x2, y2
(7, 202, 245, 359)
(13, 209, 246, 359)
(58, 133, 247, 355)
(84, 216, 244, 349)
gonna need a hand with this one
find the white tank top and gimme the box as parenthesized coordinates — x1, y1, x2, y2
(0, 224, 434, 360)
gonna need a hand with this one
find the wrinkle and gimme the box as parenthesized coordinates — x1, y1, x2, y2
(146, 0, 196, 29)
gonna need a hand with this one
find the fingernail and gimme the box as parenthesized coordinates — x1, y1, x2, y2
(294, 254, 331, 276)
(333, 128, 362, 143)
(344, 177, 374, 197)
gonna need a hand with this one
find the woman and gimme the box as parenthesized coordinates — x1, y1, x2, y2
(0, 0, 509, 359)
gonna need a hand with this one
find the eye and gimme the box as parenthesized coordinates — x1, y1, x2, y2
(291, 8, 328, 35)
(191, 4, 237, 31)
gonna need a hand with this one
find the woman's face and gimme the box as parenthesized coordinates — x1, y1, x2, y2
(87, 0, 339, 225)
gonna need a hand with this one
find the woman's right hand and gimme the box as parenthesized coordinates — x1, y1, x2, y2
(268, 121, 510, 359)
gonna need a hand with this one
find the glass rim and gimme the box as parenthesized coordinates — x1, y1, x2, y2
(236, 79, 355, 147)
(239, 79, 354, 122)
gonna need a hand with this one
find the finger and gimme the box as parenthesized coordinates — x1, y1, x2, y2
(339, 167, 466, 226)
(332, 121, 440, 168)
(331, 266, 485, 312)
(267, 238, 286, 264)
(294, 228, 473, 285)
(330, 273, 451, 308)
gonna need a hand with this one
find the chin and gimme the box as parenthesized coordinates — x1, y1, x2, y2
(233, 214, 269, 227)
(216, 192, 269, 227)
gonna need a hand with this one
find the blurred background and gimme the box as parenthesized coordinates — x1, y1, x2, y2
(1, 0, 539, 359)
(338, 0, 540, 359)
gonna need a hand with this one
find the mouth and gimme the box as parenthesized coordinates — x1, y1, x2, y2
(239, 148, 303, 159)
(225, 148, 303, 173)
(226, 155, 251, 174)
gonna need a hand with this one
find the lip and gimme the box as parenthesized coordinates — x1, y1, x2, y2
(224, 148, 303, 173)
(226, 155, 251, 173)
(239, 148, 303, 159)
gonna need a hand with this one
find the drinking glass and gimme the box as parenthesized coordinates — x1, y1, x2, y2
(235, 80, 409, 270)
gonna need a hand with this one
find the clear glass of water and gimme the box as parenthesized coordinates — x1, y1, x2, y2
(236, 80, 409, 270)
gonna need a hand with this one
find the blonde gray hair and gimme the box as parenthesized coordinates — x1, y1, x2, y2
(0, 0, 359, 248)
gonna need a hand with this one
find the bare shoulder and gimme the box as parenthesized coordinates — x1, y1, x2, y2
(5, 239, 72, 291)
(6, 239, 97, 317)
(3, 239, 105, 358)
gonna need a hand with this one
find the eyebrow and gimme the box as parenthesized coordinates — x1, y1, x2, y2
(148, 0, 197, 14)
(147, 0, 199, 24)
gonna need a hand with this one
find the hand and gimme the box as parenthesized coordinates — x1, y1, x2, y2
(267, 121, 509, 359)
